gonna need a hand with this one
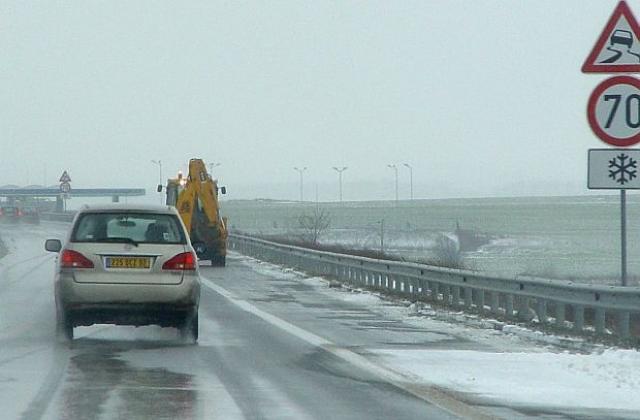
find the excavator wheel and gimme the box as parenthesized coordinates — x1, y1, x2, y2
(211, 255, 226, 267)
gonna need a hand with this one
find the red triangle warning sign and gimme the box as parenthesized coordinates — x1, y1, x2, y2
(59, 170, 71, 183)
(582, 1, 640, 73)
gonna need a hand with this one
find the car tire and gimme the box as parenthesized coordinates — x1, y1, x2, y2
(211, 255, 226, 267)
(56, 312, 74, 341)
(179, 310, 198, 344)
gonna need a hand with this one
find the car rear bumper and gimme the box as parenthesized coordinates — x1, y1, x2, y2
(57, 274, 200, 307)
(66, 303, 197, 327)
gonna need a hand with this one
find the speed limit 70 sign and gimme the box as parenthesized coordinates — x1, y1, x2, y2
(587, 76, 640, 147)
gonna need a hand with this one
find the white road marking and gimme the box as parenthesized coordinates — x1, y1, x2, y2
(201, 277, 498, 420)
(250, 376, 314, 420)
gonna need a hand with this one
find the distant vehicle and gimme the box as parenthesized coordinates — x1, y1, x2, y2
(611, 29, 633, 48)
(20, 206, 40, 224)
(44, 204, 201, 342)
(0, 205, 21, 223)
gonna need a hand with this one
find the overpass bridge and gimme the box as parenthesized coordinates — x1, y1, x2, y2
(0, 186, 146, 211)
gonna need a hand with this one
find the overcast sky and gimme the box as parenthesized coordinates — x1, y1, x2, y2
(0, 1, 629, 202)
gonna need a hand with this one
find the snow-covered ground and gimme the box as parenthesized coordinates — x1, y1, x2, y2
(373, 348, 640, 411)
(242, 256, 640, 414)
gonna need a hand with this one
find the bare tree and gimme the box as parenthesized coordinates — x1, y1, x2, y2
(297, 207, 331, 246)
(431, 234, 463, 269)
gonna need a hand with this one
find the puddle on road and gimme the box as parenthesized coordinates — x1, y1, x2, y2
(55, 339, 198, 420)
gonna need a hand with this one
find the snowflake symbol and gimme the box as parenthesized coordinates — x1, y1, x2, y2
(609, 153, 637, 185)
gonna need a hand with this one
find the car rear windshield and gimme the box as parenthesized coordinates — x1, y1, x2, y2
(72, 212, 187, 245)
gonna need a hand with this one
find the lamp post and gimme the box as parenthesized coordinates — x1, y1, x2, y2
(332, 166, 348, 202)
(403, 163, 413, 200)
(293, 167, 307, 202)
(151, 160, 163, 204)
(387, 164, 398, 203)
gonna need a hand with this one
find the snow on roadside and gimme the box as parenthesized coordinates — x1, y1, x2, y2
(238, 254, 559, 351)
(238, 253, 640, 412)
(371, 348, 640, 411)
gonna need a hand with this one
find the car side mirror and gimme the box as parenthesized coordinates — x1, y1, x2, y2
(220, 186, 226, 195)
(45, 239, 62, 253)
(157, 184, 163, 193)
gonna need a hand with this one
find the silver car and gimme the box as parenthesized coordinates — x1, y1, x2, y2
(45, 204, 201, 342)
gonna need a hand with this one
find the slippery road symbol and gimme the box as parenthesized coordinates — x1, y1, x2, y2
(600, 30, 640, 63)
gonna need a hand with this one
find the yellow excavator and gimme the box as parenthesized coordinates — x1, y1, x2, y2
(162, 159, 228, 266)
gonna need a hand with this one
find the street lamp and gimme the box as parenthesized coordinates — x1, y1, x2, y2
(151, 160, 163, 204)
(387, 164, 398, 203)
(332, 166, 348, 202)
(293, 167, 307, 202)
(403, 163, 413, 200)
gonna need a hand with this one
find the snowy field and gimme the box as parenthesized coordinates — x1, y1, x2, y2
(223, 196, 640, 284)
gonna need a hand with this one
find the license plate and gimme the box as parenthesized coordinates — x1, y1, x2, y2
(106, 257, 151, 269)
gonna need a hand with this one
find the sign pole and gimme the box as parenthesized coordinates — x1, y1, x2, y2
(621, 189, 628, 286)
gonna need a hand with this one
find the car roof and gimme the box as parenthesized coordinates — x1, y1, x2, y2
(76, 204, 178, 215)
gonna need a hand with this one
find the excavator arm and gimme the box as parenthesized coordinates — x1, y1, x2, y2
(167, 159, 228, 266)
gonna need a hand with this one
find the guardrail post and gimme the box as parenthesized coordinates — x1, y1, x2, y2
(419, 279, 428, 299)
(490, 292, 500, 315)
(617, 311, 630, 339)
(477, 290, 485, 314)
(505, 295, 514, 320)
(464, 287, 473, 309)
(595, 308, 606, 335)
(452, 286, 461, 308)
(536, 299, 547, 325)
(430, 282, 439, 302)
(517, 297, 534, 322)
(444, 285, 452, 305)
(555, 302, 566, 328)
(573, 305, 585, 333)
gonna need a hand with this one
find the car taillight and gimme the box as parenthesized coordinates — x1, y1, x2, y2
(162, 252, 196, 270)
(60, 249, 95, 268)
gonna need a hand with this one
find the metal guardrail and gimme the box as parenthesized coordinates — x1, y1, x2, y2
(40, 212, 76, 223)
(229, 233, 640, 341)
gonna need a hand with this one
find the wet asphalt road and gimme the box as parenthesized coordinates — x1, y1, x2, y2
(0, 223, 466, 420)
(1, 223, 631, 420)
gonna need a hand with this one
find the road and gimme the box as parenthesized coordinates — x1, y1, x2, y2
(0, 222, 636, 419)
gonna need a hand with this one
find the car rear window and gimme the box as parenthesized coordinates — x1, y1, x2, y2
(72, 212, 187, 244)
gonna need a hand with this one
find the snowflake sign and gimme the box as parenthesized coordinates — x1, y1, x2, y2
(609, 153, 638, 184)
(589, 149, 640, 189)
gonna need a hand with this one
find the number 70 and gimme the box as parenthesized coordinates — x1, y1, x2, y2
(604, 94, 640, 129)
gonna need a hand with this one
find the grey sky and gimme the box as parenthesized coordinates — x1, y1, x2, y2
(0, 1, 626, 201)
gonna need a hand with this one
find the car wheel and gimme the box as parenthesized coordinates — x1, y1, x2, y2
(56, 312, 74, 341)
(179, 310, 198, 344)
(211, 255, 226, 267)
(190, 312, 199, 342)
